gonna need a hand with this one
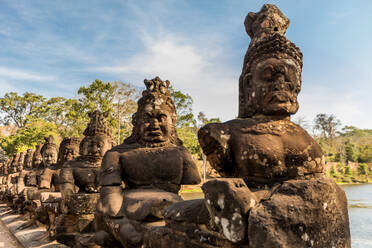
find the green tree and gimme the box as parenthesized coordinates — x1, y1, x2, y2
(169, 86, 195, 128)
(344, 166, 351, 175)
(197, 112, 221, 127)
(0, 119, 59, 155)
(358, 163, 368, 175)
(0, 92, 46, 128)
(78, 79, 116, 113)
(330, 166, 336, 176)
(357, 145, 372, 163)
(313, 113, 341, 140)
(344, 140, 357, 163)
(112, 81, 139, 144)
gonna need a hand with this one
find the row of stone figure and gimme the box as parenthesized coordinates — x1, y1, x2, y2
(0, 110, 113, 247)
(0, 4, 351, 248)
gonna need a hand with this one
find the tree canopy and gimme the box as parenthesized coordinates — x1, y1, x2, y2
(0, 80, 139, 154)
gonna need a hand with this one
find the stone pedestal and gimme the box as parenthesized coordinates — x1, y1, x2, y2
(55, 193, 99, 247)
(145, 177, 350, 248)
(40, 192, 62, 238)
(248, 178, 350, 248)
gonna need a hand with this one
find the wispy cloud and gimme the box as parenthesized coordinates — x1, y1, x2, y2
(0, 67, 53, 81)
(95, 29, 238, 120)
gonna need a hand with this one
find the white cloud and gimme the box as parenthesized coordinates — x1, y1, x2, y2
(0, 67, 53, 81)
(295, 84, 372, 130)
(97, 32, 239, 121)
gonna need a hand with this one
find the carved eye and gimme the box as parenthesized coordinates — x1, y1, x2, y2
(144, 113, 152, 121)
(261, 65, 274, 81)
(158, 114, 167, 122)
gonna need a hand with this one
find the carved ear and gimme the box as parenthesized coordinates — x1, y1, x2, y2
(103, 111, 109, 118)
(244, 12, 256, 38)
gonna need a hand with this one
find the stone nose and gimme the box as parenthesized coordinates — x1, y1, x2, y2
(272, 74, 291, 91)
(149, 118, 160, 129)
(89, 144, 99, 153)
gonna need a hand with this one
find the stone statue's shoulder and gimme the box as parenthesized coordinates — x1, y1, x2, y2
(109, 142, 140, 153)
(62, 158, 80, 168)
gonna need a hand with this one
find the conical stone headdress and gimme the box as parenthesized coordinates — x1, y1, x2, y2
(125, 76, 180, 146)
(239, 4, 303, 118)
(41, 135, 58, 155)
(83, 110, 112, 138)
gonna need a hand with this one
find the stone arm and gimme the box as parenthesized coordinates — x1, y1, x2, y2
(198, 123, 233, 177)
(60, 164, 76, 197)
(39, 168, 53, 189)
(6, 174, 13, 189)
(16, 170, 27, 194)
(179, 146, 201, 185)
(97, 150, 124, 218)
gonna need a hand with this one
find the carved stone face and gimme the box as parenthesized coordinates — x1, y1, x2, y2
(42, 148, 58, 166)
(250, 57, 301, 116)
(33, 145, 43, 168)
(59, 143, 79, 164)
(81, 134, 111, 158)
(33, 155, 42, 168)
(138, 104, 173, 144)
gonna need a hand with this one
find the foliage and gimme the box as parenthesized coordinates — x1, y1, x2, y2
(0, 119, 59, 154)
(0, 80, 140, 155)
(330, 166, 336, 176)
(358, 163, 368, 175)
(169, 86, 195, 128)
(168, 86, 221, 158)
(313, 113, 341, 140)
(344, 139, 357, 163)
(344, 166, 351, 175)
(111, 81, 139, 144)
(0, 92, 46, 128)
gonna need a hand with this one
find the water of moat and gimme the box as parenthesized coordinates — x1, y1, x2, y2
(182, 184, 372, 248)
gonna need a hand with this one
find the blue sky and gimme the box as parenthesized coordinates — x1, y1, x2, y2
(1, 0, 372, 129)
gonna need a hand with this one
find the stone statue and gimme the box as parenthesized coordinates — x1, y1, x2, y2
(10, 153, 19, 173)
(197, 5, 350, 248)
(6, 153, 21, 203)
(0, 157, 9, 200)
(33, 144, 43, 168)
(39, 135, 60, 190)
(21, 144, 43, 203)
(61, 113, 111, 195)
(38, 137, 81, 240)
(24, 149, 34, 169)
(199, 8, 323, 182)
(145, 5, 350, 248)
(12, 151, 26, 209)
(17, 151, 26, 171)
(16, 149, 35, 211)
(95, 77, 201, 247)
(58, 138, 80, 165)
(56, 113, 111, 246)
(23, 137, 59, 225)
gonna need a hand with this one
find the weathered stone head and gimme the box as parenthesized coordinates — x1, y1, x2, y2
(41, 135, 58, 167)
(79, 111, 112, 160)
(0, 147, 6, 163)
(17, 151, 26, 171)
(10, 153, 19, 173)
(3, 158, 9, 175)
(24, 149, 34, 169)
(58, 138, 80, 165)
(239, 4, 303, 118)
(125, 77, 180, 147)
(33, 144, 43, 168)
